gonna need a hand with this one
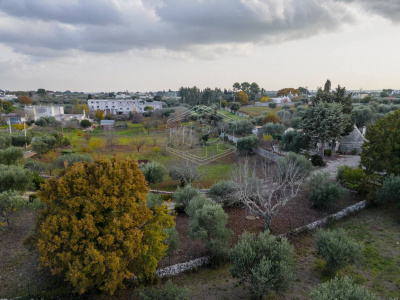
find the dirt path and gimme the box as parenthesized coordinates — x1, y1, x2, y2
(312, 155, 361, 179)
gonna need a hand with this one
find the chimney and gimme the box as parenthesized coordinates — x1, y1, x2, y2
(362, 126, 366, 136)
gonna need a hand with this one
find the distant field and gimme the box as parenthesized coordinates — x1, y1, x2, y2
(239, 105, 283, 117)
(217, 109, 243, 121)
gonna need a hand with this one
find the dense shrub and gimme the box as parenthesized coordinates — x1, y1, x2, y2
(80, 119, 91, 128)
(375, 175, 400, 206)
(336, 166, 369, 195)
(316, 229, 362, 272)
(146, 193, 163, 209)
(231, 231, 295, 297)
(209, 181, 238, 207)
(32, 171, 46, 191)
(186, 194, 213, 217)
(172, 185, 201, 207)
(310, 276, 381, 300)
(24, 159, 46, 173)
(55, 153, 94, 169)
(237, 136, 259, 154)
(11, 133, 32, 147)
(289, 117, 302, 129)
(61, 137, 71, 147)
(0, 191, 26, 228)
(0, 165, 32, 193)
(139, 161, 166, 184)
(0, 147, 24, 165)
(268, 102, 277, 108)
(0, 135, 11, 149)
(262, 112, 280, 124)
(311, 154, 326, 166)
(279, 131, 308, 153)
(188, 201, 231, 265)
(35, 118, 47, 126)
(277, 110, 292, 121)
(130, 280, 188, 300)
(262, 123, 285, 137)
(308, 173, 346, 208)
(230, 120, 253, 135)
(32, 135, 56, 156)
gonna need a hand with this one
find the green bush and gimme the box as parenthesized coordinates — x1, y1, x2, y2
(237, 136, 259, 154)
(336, 166, 369, 195)
(186, 194, 213, 217)
(308, 173, 346, 208)
(32, 172, 45, 191)
(375, 175, 400, 206)
(32, 135, 56, 156)
(188, 202, 231, 265)
(0, 147, 24, 165)
(172, 185, 201, 207)
(146, 193, 163, 209)
(279, 131, 308, 153)
(316, 229, 362, 272)
(24, 159, 46, 173)
(131, 280, 189, 300)
(262, 123, 285, 137)
(0, 135, 11, 149)
(310, 276, 382, 300)
(80, 119, 91, 128)
(61, 137, 71, 147)
(230, 231, 295, 297)
(55, 153, 94, 169)
(0, 165, 32, 193)
(0, 191, 26, 228)
(289, 117, 302, 129)
(140, 161, 166, 184)
(311, 154, 326, 166)
(208, 181, 238, 207)
(324, 149, 332, 156)
(268, 102, 277, 109)
(11, 133, 32, 147)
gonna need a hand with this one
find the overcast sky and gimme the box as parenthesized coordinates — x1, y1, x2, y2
(0, 0, 399, 92)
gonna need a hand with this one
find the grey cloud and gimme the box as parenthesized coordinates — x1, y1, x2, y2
(0, 0, 121, 25)
(0, 0, 359, 58)
(337, 0, 400, 22)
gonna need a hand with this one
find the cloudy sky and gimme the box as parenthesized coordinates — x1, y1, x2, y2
(0, 0, 399, 92)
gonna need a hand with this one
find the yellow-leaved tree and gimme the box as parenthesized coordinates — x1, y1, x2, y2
(35, 157, 174, 295)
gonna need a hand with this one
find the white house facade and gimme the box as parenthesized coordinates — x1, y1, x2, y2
(88, 99, 162, 115)
(24, 105, 64, 121)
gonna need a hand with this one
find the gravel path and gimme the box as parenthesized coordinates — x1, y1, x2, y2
(312, 155, 361, 179)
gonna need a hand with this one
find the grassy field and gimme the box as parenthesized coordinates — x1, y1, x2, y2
(217, 109, 244, 121)
(239, 105, 284, 117)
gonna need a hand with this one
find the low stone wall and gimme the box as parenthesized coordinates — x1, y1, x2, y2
(155, 256, 210, 278)
(279, 200, 367, 237)
(253, 147, 281, 162)
(150, 189, 210, 195)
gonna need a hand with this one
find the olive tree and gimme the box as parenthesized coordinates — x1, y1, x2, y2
(140, 161, 166, 184)
(232, 153, 312, 230)
(230, 231, 295, 298)
(310, 276, 383, 300)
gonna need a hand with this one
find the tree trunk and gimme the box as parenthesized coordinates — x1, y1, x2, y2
(320, 142, 325, 158)
(264, 215, 272, 231)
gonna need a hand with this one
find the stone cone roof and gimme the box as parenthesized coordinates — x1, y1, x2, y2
(340, 126, 365, 145)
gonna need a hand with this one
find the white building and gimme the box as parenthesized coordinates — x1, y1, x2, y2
(391, 90, 400, 96)
(270, 96, 292, 104)
(88, 99, 162, 115)
(0, 94, 17, 101)
(24, 105, 64, 121)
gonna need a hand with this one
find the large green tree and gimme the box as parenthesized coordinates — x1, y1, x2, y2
(361, 109, 400, 175)
(35, 157, 174, 295)
(302, 102, 347, 157)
